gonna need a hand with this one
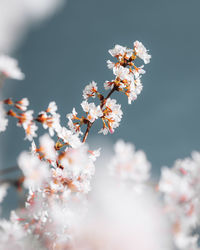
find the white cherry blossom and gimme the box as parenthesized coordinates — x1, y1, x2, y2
(107, 60, 115, 69)
(81, 100, 103, 123)
(57, 126, 82, 148)
(46, 101, 57, 114)
(15, 97, 29, 111)
(83, 81, 98, 99)
(134, 41, 151, 64)
(109, 44, 126, 57)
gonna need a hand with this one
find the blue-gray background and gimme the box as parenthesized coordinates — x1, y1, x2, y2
(1, 0, 200, 212)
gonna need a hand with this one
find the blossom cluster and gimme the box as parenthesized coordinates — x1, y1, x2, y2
(69, 41, 151, 138)
(15, 137, 98, 249)
(109, 140, 151, 186)
(106, 41, 150, 104)
(0, 41, 151, 248)
(1, 41, 200, 250)
(159, 152, 200, 250)
(0, 41, 150, 143)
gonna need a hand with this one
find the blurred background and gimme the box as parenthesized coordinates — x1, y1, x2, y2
(1, 0, 200, 214)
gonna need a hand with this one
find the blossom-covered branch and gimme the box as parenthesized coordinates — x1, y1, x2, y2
(0, 41, 154, 249)
(0, 41, 151, 149)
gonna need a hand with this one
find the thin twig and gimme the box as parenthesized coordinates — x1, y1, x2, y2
(82, 122, 92, 143)
(105, 85, 118, 100)
(0, 166, 20, 176)
(0, 176, 24, 190)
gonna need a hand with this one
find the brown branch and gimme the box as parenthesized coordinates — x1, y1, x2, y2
(82, 121, 92, 143)
(0, 166, 20, 176)
(105, 85, 118, 99)
(100, 85, 118, 108)
(0, 176, 24, 190)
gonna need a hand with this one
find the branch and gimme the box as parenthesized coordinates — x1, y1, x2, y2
(0, 176, 24, 190)
(82, 121, 92, 143)
(0, 166, 20, 176)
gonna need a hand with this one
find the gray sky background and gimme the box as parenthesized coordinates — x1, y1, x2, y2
(1, 0, 200, 180)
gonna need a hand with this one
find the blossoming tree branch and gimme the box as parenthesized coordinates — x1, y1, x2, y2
(0, 41, 199, 250)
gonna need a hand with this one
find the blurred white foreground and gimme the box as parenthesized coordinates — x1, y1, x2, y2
(0, 0, 66, 53)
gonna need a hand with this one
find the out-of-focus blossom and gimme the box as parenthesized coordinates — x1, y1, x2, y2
(0, 55, 24, 80)
(18, 152, 50, 190)
(46, 101, 57, 114)
(15, 97, 29, 111)
(59, 145, 96, 193)
(57, 126, 82, 148)
(39, 133, 57, 162)
(88, 148, 101, 161)
(159, 167, 194, 203)
(0, 184, 9, 203)
(0, 103, 8, 132)
(69, 181, 173, 250)
(109, 140, 151, 185)
(159, 151, 200, 250)
(0, 0, 67, 53)
(0, 219, 29, 250)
